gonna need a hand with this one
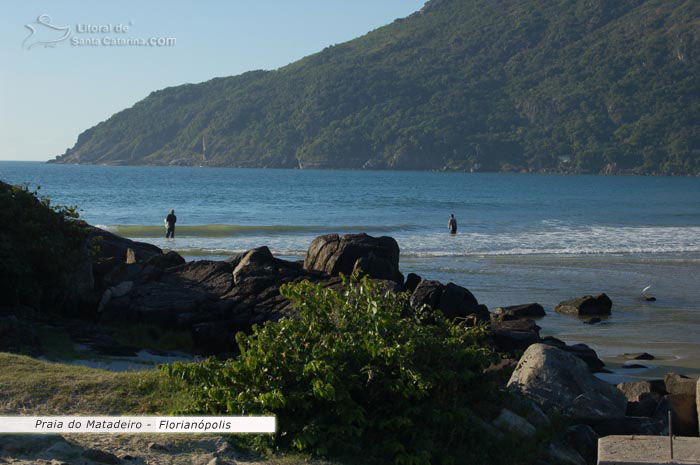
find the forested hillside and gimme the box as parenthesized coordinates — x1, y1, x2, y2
(52, 0, 700, 175)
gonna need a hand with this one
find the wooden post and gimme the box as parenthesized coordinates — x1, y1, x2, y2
(669, 410, 674, 460)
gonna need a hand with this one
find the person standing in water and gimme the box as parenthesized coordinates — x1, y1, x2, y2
(165, 209, 177, 238)
(448, 213, 457, 235)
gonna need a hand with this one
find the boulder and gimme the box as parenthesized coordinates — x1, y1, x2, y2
(404, 273, 421, 293)
(492, 303, 545, 321)
(617, 381, 666, 402)
(168, 260, 234, 295)
(233, 247, 306, 285)
(555, 294, 612, 316)
(655, 393, 698, 437)
(545, 441, 586, 465)
(562, 424, 598, 465)
(127, 282, 216, 328)
(145, 251, 186, 269)
(664, 372, 697, 396)
(88, 226, 162, 263)
(490, 319, 541, 352)
(411, 280, 488, 322)
(623, 352, 654, 360)
(492, 408, 537, 437)
(507, 344, 627, 421)
(542, 338, 606, 373)
(304, 233, 403, 283)
(626, 392, 662, 417)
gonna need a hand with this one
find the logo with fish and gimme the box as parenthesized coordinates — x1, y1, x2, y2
(22, 14, 72, 50)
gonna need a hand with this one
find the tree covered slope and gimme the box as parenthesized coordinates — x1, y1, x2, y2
(52, 0, 700, 174)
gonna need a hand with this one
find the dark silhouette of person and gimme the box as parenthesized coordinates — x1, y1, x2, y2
(165, 209, 177, 238)
(448, 213, 457, 235)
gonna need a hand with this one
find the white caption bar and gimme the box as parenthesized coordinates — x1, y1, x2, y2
(0, 416, 275, 433)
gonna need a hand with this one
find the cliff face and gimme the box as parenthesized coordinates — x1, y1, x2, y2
(53, 0, 700, 175)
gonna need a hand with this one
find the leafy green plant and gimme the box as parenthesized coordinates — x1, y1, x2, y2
(0, 181, 89, 311)
(164, 275, 500, 465)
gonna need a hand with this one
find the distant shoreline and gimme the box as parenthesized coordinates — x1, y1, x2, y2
(40, 160, 700, 177)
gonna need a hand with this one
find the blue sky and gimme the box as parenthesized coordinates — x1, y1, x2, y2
(0, 1, 425, 161)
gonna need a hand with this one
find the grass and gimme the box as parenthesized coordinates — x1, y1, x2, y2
(0, 352, 344, 465)
(0, 352, 192, 415)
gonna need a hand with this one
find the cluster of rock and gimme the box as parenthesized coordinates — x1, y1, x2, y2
(57, 230, 497, 356)
(485, 344, 700, 465)
(4, 226, 616, 362)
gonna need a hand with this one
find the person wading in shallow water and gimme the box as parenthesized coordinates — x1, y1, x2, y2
(448, 213, 457, 235)
(165, 209, 177, 238)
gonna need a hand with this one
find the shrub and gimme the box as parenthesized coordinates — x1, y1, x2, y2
(164, 275, 499, 465)
(0, 181, 88, 311)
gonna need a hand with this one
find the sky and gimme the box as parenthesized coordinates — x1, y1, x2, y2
(0, 1, 425, 161)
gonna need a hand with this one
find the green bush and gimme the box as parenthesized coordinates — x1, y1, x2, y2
(0, 181, 88, 311)
(164, 276, 500, 465)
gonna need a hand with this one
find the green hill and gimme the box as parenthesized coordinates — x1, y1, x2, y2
(52, 0, 700, 175)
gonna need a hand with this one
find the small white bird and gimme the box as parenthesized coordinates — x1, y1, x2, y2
(642, 285, 652, 295)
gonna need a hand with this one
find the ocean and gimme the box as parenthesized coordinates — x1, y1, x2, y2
(3, 161, 700, 374)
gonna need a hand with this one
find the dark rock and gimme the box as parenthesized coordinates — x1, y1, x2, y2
(540, 336, 566, 347)
(147, 442, 168, 451)
(410, 280, 442, 309)
(664, 372, 696, 396)
(623, 352, 655, 360)
(626, 392, 662, 417)
(88, 226, 162, 263)
(82, 448, 122, 464)
(562, 424, 598, 465)
(304, 233, 403, 283)
(411, 280, 488, 322)
(644, 296, 657, 302)
(540, 336, 606, 373)
(492, 303, 545, 321)
(655, 393, 698, 436)
(622, 363, 647, 369)
(492, 408, 536, 437)
(404, 273, 421, 293)
(555, 294, 612, 316)
(145, 251, 186, 269)
(507, 344, 627, 422)
(438, 283, 483, 320)
(592, 416, 666, 436)
(167, 260, 234, 295)
(545, 441, 586, 465)
(491, 319, 541, 352)
(583, 317, 601, 324)
(564, 343, 606, 373)
(128, 282, 215, 328)
(617, 381, 667, 402)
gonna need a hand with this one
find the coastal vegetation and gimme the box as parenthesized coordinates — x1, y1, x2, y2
(0, 181, 88, 313)
(164, 276, 530, 465)
(53, 0, 700, 175)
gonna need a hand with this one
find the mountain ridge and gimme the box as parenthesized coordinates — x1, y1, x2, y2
(52, 0, 700, 175)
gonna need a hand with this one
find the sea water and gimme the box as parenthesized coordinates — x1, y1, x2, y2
(3, 161, 700, 373)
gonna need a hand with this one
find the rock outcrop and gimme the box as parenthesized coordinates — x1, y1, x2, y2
(410, 280, 489, 322)
(304, 233, 403, 284)
(492, 303, 545, 321)
(507, 344, 627, 422)
(555, 294, 612, 316)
